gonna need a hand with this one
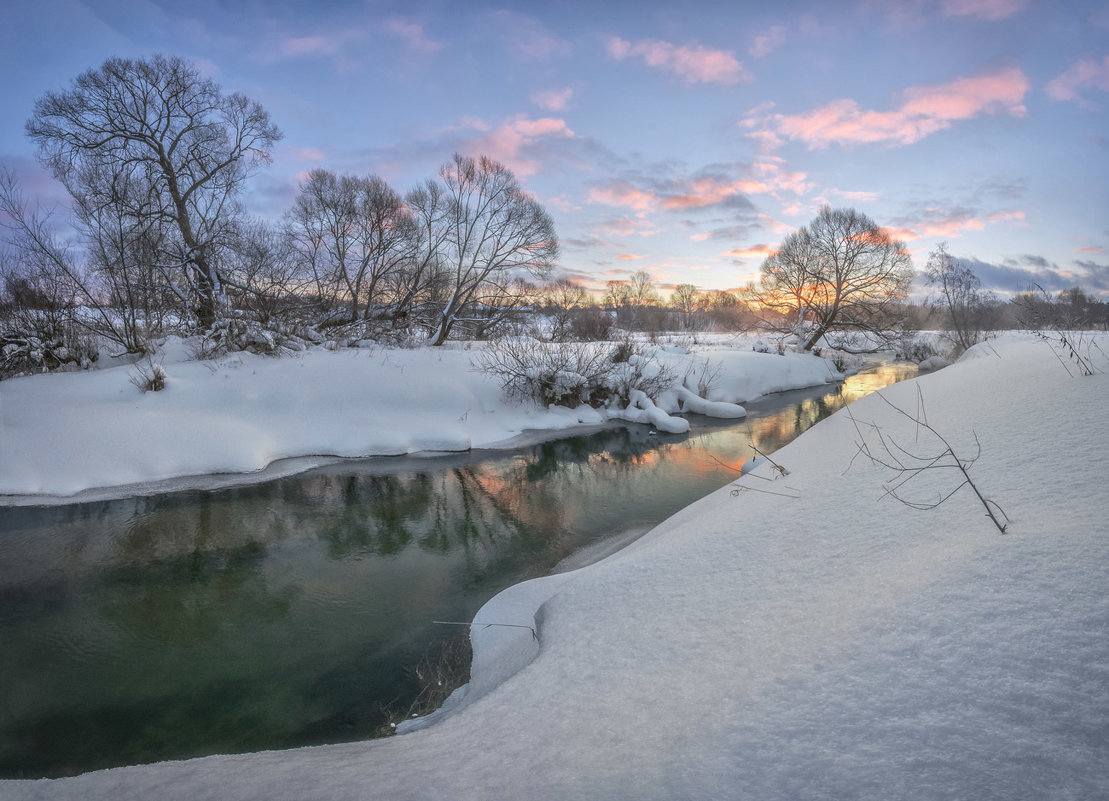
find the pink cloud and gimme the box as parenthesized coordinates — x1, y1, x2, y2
(879, 226, 922, 242)
(1076, 246, 1107, 254)
(745, 129, 785, 153)
(907, 208, 1024, 238)
(532, 88, 574, 111)
(588, 183, 656, 214)
(939, 0, 1028, 21)
(750, 158, 810, 194)
(749, 26, 785, 58)
(722, 244, 777, 261)
(1047, 56, 1109, 103)
(382, 17, 443, 54)
(590, 160, 809, 221)
(616, 253, 645, 261)
(758, 214, 794, 235)
(464, 115, 576, 177)
(512, 118, 572, 137)
(814, 189, 879, 207)
(661, 177, 767, 210)
(985, 210, 1026, 225)
(283, 146, 326, 163)
(660, 162, 809, 211)
(765, 67, 1028, 148)
(606, 37, 752, 85)
(260, 28, 368, 64)
(547, 196, 581, 213)
(919, 211, 984, 237)
(826, 189, 882, 203)
(591, 219, 659, 238)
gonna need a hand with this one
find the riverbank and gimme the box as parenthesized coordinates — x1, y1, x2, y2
(6, 332, 1107, 800)
(0, 334, 841, 503)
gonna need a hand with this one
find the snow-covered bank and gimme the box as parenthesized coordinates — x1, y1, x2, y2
(6, 332, 1107, 800)
(0, 337, 838, 502)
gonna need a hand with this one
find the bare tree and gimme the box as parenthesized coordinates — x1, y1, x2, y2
(751, 236, 818, 336)
(671, 283, 699, 331)
(923, 242, 996, 355)
(427, 154, 558, 346)
(754, 206, 914, 351)
(604, 270, 660, 331)
(288, 169, 413, 328)
(700, 289, 753, 331)
(604, 280, 633, 312)
(396, 179, 452, 336)
(540, 278, 590, 341)
(70, 161, 177, 346)
(1054, 287, 1103, 330)
(0, 169, 145, 355)
(628, 270, 659, 308)
(225, 219, 312, 327)
(26, 54, 281, 330)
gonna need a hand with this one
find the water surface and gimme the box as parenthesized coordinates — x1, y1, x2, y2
(0, 361, 917, 778)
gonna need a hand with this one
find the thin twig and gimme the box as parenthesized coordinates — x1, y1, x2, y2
(730, 484, 801, 499)
(750, 444, 790, 477)
(847, 389, 1008, 533)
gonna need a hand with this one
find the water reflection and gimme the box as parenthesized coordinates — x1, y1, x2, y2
(0, 360, 916, 779)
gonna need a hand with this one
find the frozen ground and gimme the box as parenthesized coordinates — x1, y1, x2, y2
(3, 333, 1108, 800)
(0, 334, 838, 502)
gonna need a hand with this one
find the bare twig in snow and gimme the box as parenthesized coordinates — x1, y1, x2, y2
(750, 444, 791, 477)
(846, 387, 1009, 534)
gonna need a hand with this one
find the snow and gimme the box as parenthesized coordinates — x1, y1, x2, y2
(3, 333, 1108, 800)
(673, 385, 746, 418)
(0, 336, 835, 502)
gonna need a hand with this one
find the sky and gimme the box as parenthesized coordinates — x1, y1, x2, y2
(1, 0, 1107, 298)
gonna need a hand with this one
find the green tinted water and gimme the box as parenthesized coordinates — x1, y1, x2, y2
(0, 362, 917, 778)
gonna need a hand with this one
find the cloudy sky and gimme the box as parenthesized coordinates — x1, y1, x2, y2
(2, 0, 1107, 296)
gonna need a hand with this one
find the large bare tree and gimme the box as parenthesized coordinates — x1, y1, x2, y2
(424, 154, 557, 345)
(755, 206, 913, 351)
(26, 54, 281, 329)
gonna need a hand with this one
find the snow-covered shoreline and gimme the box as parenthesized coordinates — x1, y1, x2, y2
(0, 336, 841, 504)
(5, 333, 1108, 800)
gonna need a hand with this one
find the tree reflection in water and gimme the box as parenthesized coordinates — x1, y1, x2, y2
(0, 360, 917, 779)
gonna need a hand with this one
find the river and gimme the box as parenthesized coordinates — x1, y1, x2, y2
(0, 360, 917, 778)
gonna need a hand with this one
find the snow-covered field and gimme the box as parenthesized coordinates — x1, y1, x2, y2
(0, 334, 840, 502)
(3, 333, 1108, 800)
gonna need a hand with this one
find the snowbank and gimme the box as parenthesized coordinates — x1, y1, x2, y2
(0, 338, 837, 502)
(7, 333, 1107, 800)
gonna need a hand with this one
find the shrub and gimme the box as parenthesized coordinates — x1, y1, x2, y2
(0, 310, 98, 378)
(570, 307, 615, 341)
(129, 354, 166, 392)
(190, 313, 319, 359)
(476, 337, 676, 409)
(893, 332, 939, 363)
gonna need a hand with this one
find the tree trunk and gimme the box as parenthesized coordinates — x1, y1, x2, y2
(802, 323, 826, 351)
